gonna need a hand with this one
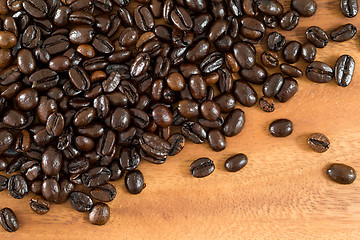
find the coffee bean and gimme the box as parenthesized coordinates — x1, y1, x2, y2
(190, 157, 214, 178)
(200, 52, 224, 74)
(326, 163, 356, 184)
(301, 43, 317, 63)
(140, 132, 171, 157)
(330, 24, 357, 42)
(280, 10, 299, 31)
(8, 174, 28, 199)
(193, 12, 212, 35)
(259, 97, 275, 113)
(275, 77, 298, 103)
(42, 146, 63, 176)
(282, 41, 302, 63)
(239, 16, 265, 43)
(232, 80, 257, 107)
(225, 153, 248, 172)
(90, 183, 116, 202)
(233, 42, 255, 69)
(0, 208, 18, 232)
(0, 175, 8, 191)
(306, 61, 334, 83)
(267, 32, 286, 52)
(125, 170, 145, 194)
(70, 191, 93, 212)
(222, 109, 245, 137)
(280, 63, 303, 78)
(30, 196, 50, 215)
(341, 0, 358, 18)
(269, 119, 293, 137)
(239, 64, 268, 84)
(89, 202, 110, 225)
(334, 55, 355, 87)
(54, 179, 75, 204)
(207, 129, 226, 152)
(307, 133, 330, 153)
(305, 26, 328, 48)
(261, 51, 279, 68)
(291, 0, 317, 17)
(171, 6, 193, 31)
(168, 133, 185, 156)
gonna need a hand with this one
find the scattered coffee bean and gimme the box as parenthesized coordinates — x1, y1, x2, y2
(225, 153, 248, 172)
(269, 119, 293, 137)
(30, 196, 50, 215)
(334, 55, 355, 87)
(259, 97, 275, 113)
(341, 0, 358, 18)
(190, 157, 215, 178)
(89, 202, 110, 225)
(330, 24, 357, 42)
(327, 163, 356, 184)
(0, 208, 18, 232)
(307, 133, 330, 153)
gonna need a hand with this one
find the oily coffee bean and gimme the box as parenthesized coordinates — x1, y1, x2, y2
(199, 116, 224, 129)
(54, 179, 75, 204)
(125, 170, 145, 194)
(119, 147, 140, 171)
(269, 119, 293, 137)
(190, 157, 214, 178)
(330, 24, 357, 42)
(171, 6, 193, 31)
(222, 109, 245, 137)
(70, 191, 93, 212)
(81, 167, 111, 188)
(6, 157, 26, 174)
(42, 35, 69, 55)
(0, 175, 8, 191)
(134, 5, 154, 32)
(267, 32, 286, 52)
(263, 15, 279, 29)
(200, 100, 220, 122)
(152, 105, 173, 127)
(214, 93, 236, 113)
(181, 121, 206, 144)
(305, 26, 328, 48)
(8, 174, 29, 199)
(261, 51, 279, 68)
(334, 55, 355, 87)
(232, 80, 257, 107)
(341, 0, 358, 18)
(0, 129, 13, 155)
(140, 148, 166, 164)
(259, 97, 275, 113)
(200, 52, 224, 74)
(92, 35, 114, 54)
(280, 64, 303, 78)
(193, 12, 212, 35)
(239, 64, 268, 84)
(256, 0, 283, 16)
(239, 16, 265, 43)
(225, 153, 248, 172)
(89, 202, 110, 225)
(139, 133, 171, 157)
(90, 183, 116, 202)
(208, 19, 228, 42)
(207, 129, 226, 152)
(280, 10, 299, 31)
(326, 163, 356, 184)
(306, 61, 334, 83)
(46, 112, 65, 136)
(301, 43, 317, 63)
(69, 66, 90, 91)
(275, 77, 298, 103)
(30, 196, 50, 215)
(42, 146, 62, 176)
(233, 42, 255, 70)
(168, 133, 185, 156)
(307, 133, 330, 153)
(291, 0, 317, 17)
(20, 160, 41, 181)
(282, 41, 301, 64)
(0, 208, 18, 232)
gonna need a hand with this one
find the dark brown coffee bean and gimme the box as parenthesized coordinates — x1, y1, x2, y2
(8, 174, 28, 199)
(280, 63, 303, 78)
(334, 55, 355, 87)
(190, 157, 214, 178)
(225, 153, 248, 172)
(269, 119, 293, 137)
(232, 80, 257, 107)
(239, 16, 265, 43)
(222, 109, 245, 137)
(291, 0, 317, 17)
(240, 64, 268, 84)
(233, 42, 255, 70)
(42, 178, 59, 201)
(341, 0, 358, 18)
(214, 93, 236, 113)
(125, 170, 145, 194)
(306, 61, 334, 83)
(70, 191, 93, 212)
(261, 51, 279, 68)
(82, 167, 111, 187)
(89, 202, 110, 225)
(307, 133, 330, 153)
(200, 52, 224, 74)
(326, 163, 356, 184)
(177, 99, 199, 118)
(275, 77, 298, 103)
(0, 208, 18, 232)
(168, 133, 185, 156)
(139, 132, 170, 157)
(305, 26, 328, 48)
(171, 6, 193, 31)
(96, 130, 116, 156)
(30, 196, 50, 215)
(282, 41, 302, 63)
(207, 129, 226, 152)
(2, 109, 27, 128)
(42, 146, 62, 176)
(42, 35, 70, 55)
(259, 97, 275, 113)
(280, 10, 299, 31)
(181, 121, 206, 144)
(267, 32, 286, 52)
(301, 43, 317, 63)
(330, 23, 357, 42)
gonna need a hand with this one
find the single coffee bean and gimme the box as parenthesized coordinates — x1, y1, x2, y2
(0, 31, 17, 48)
(8, 174, 28, 199)
(70, 191, 93, 212)
(89, 202, 110, 225)
(282, 41, 302, 63)
(334, 55, 355, 87)
(0, 130, 12, 155)
(181, 121, 206, 144)
(208, 19, 228, 42)
(200, 52, 224, 74)
(134, 5, 154, 32)
(307, 133, 330, 153)
(171, 6, 193, 31)
(239, 16, 265, 43)
(280, 10, 299, 31)
(200, 100, 220, 122)
(267, 32, 286, 52)
(301, 43, 317, 63)
(291, 0, 317, 17)
(168, 133, 185, 156)
(326, 163, 356, 184)
(193, 12, 212, 35)
(263, 15, 279, 29)
(0, 175, 8, 191)
(225, 153, 248, 172)
(190, 157, 214, 178)
(306, 61, 334, 83)
(54, 179, 75, 204)
(90, 183, 116, 202)
(42, 146, 62, 176)
(269, 119, 293, 137)
(341, 0, 358, 18)
(330, 24, 357, 42)
(280, 63, 303, 78)
(46, 112, 65, 137)
(232, 80, 257, 107)
(15, 88, 39, 111)
(214, 93, 236, 113)
(259, 97, 275, 113)
(17, 49, 36, 75)
(20, 160, 41, 181)
(233, 42, 255, 69)
(152, 105, 173, 127)
(30, 196, 50, 215)
(239, 64, 268, 84)
(139, 133, 171, 157)
(207, 129, 226, 152)
(0, 208, 18, 232)
(261, 51, 279, 68)
(222, 109, 245, 137)
(69, 66, 91, 91)
(275, 77, 298, 103)
(305, 26, 328, 48)
(125, 170, 145, 194)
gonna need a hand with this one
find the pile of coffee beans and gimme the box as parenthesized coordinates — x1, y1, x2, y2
(0, 0, 357, 231)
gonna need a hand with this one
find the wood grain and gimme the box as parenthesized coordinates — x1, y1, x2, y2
(2, 0, 360, 239)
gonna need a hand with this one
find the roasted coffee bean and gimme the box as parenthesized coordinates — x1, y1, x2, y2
(200, 52, 224, 74)
(73, 107, 96, 127)
(280, 64, 303, 78)
(242, 0, 258, 16)
(306, 61, 334, 83)
(30, 196, 50, 215)
(68, 66, 91, 91)
(330, 24, 357, 42)
(233, 42, 255, 70)
(269, 119, 293, 137)
(8, 174, 28, 199)
(2, 109, 27, 128)
(199, 116, 224, 129)
(0, 175, 8, 191)
(190, 157, 214, 178)
(193, 12, 212, 35)
(275, 77, 298, 103)
(42, 35, 69, 55)
(282, 41, 301, 63)
(307, 133, 330, 153)
(222, 109, 245, 137)
(225, 153, 248, 172)
(232, 80, 257, 107)
(119, 81, 139, 105)
(256, 0, 283, 16)
(189, 75, 207, 100)
(119, 147, 140, 171)
(36, 96, 57, 124)
(168, 133, 185, 156)
(42, 146, 62, 176)
(207, 129, 226, 152)
(15, 88, 38, 111)
(181, 121, 206, 144)
(125, 170, 145, 194)
(96, 130, 116, 156)
(134, 5, 154, 32)
(152, 105, 173, 128)
(6, 157, 25, 174)
(239, 16, 265, 43)
(20, 160, 40, 181)
(280, 10, 299, 31)
(31, 180, 42, 195)
(42, 177, 60, 202)
(177, 99, 199, 118)
(327, 163, 356, 184)
(67, 157, 89, 174)
(301, 43, 317, 63)
(90, 183, 116, 202)
(341, 0, 358, 18)
(89, 202, 110, 225)
(139, 132, 170, 157)
(261, 51, 279, 68)
(0, 31, 17, 49)
(259, 97, 275, 113)
(186, 39, 210, 63)
(217, 68, 233, 93)
(263, 15, 279, 29)
(200, 100, 220, 122)
(208, 19, 228, 42)
(46, 112, 65, 137)
(0, 49, 13, 69)
(306, 26, 328, 48)
(54, 179, 75, 204)
(0, 65, 22, 86)
(291, 0, 317, 17)
(130, 53, 150, 78)
(171, 6, 193, 31)
(0, 208, 18, 232)
(92, 35, 114, 54)
(267, 32, 286, 52)
(82, 167, 111, 187)
(239, 64, 268, 84)
(214, 93, 236, 113)
(30, 69, 59, 91)
(70, 191, 93, 212)
(225, 52, 240, 73)
(334, 55, 355, 87)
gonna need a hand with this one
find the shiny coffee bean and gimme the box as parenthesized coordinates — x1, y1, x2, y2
(233, 42, 255, 70)
(301, 43, 317, 63)
(125, 170, 145, 194)
(232, 80, 257, 107)
(222, 109, 245, 137)
(334, 55, 355, 87)
(190, 157, 214, 178)
(240, 64, 268, 84)
(330, 24, 357, 42)
(267, 32, 286, 52)
(30, 196, 50, 215)
(259, 97, 275, 113)
(306, 61, 334, 83)
(168, 133, 185, 156)
(181, 121, 206, 144)
(326, 163, 356, 184)
(207, 129, 226, 152)
(341, 0, 358, 18)
(307, 133, 330, 153)
(8, 174, 28, 199)
(280, 10, 299, 31)
(280, 64, 303, 78)
(90, 183, 116, 202)
(305, 26, 328, 48)
(89, 202, 110, 225)
(269, 119, 293, 137)
(291, 0, 317, 17)
(261, 51, 279, 68)
(275, 77, 298, 103)
(0, 208, 18, 232)
(70, 191, 93, 212)
(225, 153, 248, 172)
(139, 133, 170, 157)
(282, 41, 301, 63)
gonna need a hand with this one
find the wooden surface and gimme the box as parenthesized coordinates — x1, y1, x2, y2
(2, 0, 360, 239)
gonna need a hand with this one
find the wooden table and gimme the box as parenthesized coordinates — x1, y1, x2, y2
(2, 0, 360, 239)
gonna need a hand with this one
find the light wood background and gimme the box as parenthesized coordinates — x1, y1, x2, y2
(2, 0, 360, 239)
